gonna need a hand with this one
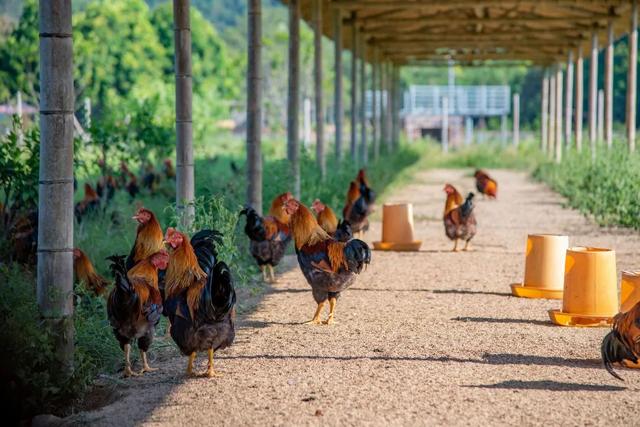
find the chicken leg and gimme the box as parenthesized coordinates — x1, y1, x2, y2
(452, 239, 459, 252)
(268, 265, 276, 282)
(123, 344, 139, 377)
(139, 350, 158, 374)
(205, 348, 223, 377)
(463, 240, 473, 251)
(187, 352, 196, 376)
(323, 297, 337, 325)
(304, 301, 326, 325)
(260, 265, 268, 282)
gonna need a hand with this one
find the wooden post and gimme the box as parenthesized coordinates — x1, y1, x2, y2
(605, 21, 614, 149)
(350, 14, 358, 162)
(548, 68, 556, 158)
(575, 47, 584, 151)
(359, 34, 367, 165)
(513, 93, 520, 147)
(246, 0, 262, 214)
(541, 69, 549, 153)
(174, 0, 194, 228)
(313, 0, 325, 178)
(628, 0, 638, 152)
(565, 51, 574, 149)
(589, 31, 598, 154)
(555, 66, 563, 163)
(287, 0, 301, 197)
(333, 8, 343, 161)
(597, 89, 604, 143)
(38, 0, 75, 378)
(372, 50, 379, 161)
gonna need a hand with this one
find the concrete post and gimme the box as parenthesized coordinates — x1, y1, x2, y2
(38, 0, 75, 378)
(246, 0, 262, 213)
(513, 93, 520, 147)
(597, 89, 604, 144)
(548, 69, 556, 158)
(442, 96, 449, 153)
(628, 0, 638, 152)
(541, 69, 549, 153)
(555, 66, 563, 163)
(605, 21, 614, 149)
(333, 8, 343, 160)
(575, 47, 584, 151)
(287, 0, 301, 197)
(174, 0, 195, 228)
(350, 15, 358, 161)
(589, 31, 598, 153)
(313, 0, 325, 177)
(500, 115, 507, 145)
(565, 51, 574, 148)
(359, 34, 367, 165)
(465, 116, 473, 145)
(372, 51, 379, 160)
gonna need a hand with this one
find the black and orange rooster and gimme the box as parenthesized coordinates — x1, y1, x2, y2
(239, 192, 293, 282)
(142, 163, 160, 194)
(601, 302, 640, 380)
(120, 162, 140, 199)
(107, 250, 169, 377)
(126, 207, 165, 271)
(74, 248, 109, 296)
(312, 199, 352, 242)
(343, 181, 369, 237)
(285, 198, 371, 325)
(443, 184, 476, 252)
(474, 170, 498, 199)
(163, 228, 236, 377)
(356, 168, 376, 210)
(74, 183, 100, 222)
(96, 174, 118, 203)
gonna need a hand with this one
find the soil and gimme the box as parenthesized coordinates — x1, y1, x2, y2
(69, 169, 640, 426)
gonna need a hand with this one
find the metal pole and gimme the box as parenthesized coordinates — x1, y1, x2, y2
(513, 93, 520, 147)
(313, 0, 325, 178)
(333, 8, 343, 161)
(628, 0, 638, 152)
(565, 51, 574, 148)
(541, 69, 549, 153)
(575, 47, 584, 151)
(605, 21, 614, 149)
(246, 0, 262, 214)
(287, 0, 301, 197)
(174, 0, 195, 228)
(38, 0, 75, 378)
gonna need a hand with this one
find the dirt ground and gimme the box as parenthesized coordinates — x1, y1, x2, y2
(71, 169, 640, 427)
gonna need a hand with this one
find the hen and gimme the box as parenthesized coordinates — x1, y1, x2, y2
(285, 198, 371, 325)
(342, 181, 370, 237)
(126, 207, 165, 271)
(74, 183, 100, 222)
(163, 228, 236, 377)
(443, 184, 476, 251)
(312, 199, 352, 242)
(356, 168, 376, 208)
(474, 169, 498, 199)
(601, 302, 640, 380)
(107, 250, 168, 377)
(239, 192, 293, 282)
(74, 248, 108, 296)
(163, 159, 176, 180)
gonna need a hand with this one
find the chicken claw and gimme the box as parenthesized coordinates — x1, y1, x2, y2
(304, 302, 325, 325)
(204, 349, 223, 377)
(123, 344, 140, 377)
(268, 265, 276, 283)
(186, 352, 197, 377)
(463, 241, 473, 251)
(139, 351, 158, 374)
(323, 297, 337, 325)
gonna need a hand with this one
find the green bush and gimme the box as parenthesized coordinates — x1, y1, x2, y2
(534, 144, 640, 229)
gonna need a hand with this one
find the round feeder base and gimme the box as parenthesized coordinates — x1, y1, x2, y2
(548, 309, 614, 327)
(372, 241, 422, 252)
(510, 283, 563, 300)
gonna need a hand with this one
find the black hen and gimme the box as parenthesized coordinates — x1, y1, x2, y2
(333, 220, 353, 243)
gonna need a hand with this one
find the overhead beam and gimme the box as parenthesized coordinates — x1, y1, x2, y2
(334, 0, 627, 9)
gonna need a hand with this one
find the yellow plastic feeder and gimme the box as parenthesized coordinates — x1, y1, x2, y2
(620, 270, 640, 313)
(510, 234, 568, 299)
(373, 203, 422, 252)
(548, 247, 618, 327)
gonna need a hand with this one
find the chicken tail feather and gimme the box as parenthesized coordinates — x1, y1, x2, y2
(239, 206, 267, 241)
(601, 329, 637, 381)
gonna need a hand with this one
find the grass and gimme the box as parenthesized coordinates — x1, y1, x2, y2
(2, 131, 427, 421)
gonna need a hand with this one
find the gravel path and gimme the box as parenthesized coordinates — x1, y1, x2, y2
(75, 169, 640, 427)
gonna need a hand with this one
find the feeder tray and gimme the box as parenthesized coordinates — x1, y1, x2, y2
(510, 283, 563, 300)
(548, 309, 613, 327)
(373, 241, 422, 252)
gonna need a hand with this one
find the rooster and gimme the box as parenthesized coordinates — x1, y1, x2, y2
(356, 168, 376, 209)
(443, 184, 476, 252)
(107, 250, 168, 377)
(120, 162, 139, 199)
(284, 198, 371, 325)
(312, 199, 352, 242)
(96, 174, 118, 203)
(74, 248, 109, 296)
(142, 163, 160, 194)
(239, 192, 293, 282)
(342, 181, 370, 237)
(601, 302, 640, 381)
(474, 169, 498, 199)
(163, 228, 236, 377)
(126, 207, 164, 271)
(74, 183, 100, 222)
(164, 159, 175, 180)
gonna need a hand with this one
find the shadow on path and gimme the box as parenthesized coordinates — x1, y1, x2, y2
(463, 380, 625, 392)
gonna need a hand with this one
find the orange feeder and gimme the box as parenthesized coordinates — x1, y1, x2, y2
(620, 270, 640, 313)
(373, 203, 422, 252)
(549, 247, 618, 327)
(510, 234, 568, 299)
